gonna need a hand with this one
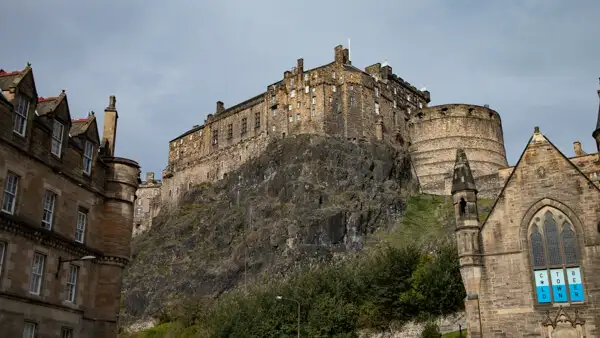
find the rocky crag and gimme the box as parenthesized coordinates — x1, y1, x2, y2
(121, 134, 420, 326)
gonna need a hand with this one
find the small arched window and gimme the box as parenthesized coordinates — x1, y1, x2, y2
(529, 207, 584, 304)
(459, 198, 467, 216)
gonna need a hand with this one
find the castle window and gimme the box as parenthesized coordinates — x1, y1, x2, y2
(332, 71, 336, 79)
(312, 87, 316, 93)
(51, 120, 64, 157)
(212, 128, 219, 145)
(312, 97, 316, 105)
(290, 78, 295, 87)
(254, 112, 260, 129)
(227, 124, 233, 139)
(290, 89, 296, 98)
(375, 103, 380, 115)
(241, 118, 247, 135)
(459, 198, 466, 216)
(83, 141, 94, 175)
(304, 73, 309, 81)
(407, 94, 412, 102)
(375, 87, 379, 97)
(332, 85, 336, 92)
(288, 115, 293, 123)
(272, 108, 277, 116)
(296, 113, 300, 121)
(349, 85, 353, 91)
(394, 87, 397, 95)
(529, 208, 584, 305)
(2, 171, 19, 215)
(419, 102, 423, 109)
(13, 94, 30, 136)
(271, 95, 276, 105)
(350, 96, 355, 107)
(393, 100, 397, 108)
(311, 108, 316, 117)
(41, 190, 56, 230)
(66, 264, 78, 303)
(305, 86, 309, 94)
(288, 104, 292, 111)
(75, 208, 88, 243)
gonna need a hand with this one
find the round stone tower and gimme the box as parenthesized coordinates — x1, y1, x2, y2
(408, 104, 508, 196)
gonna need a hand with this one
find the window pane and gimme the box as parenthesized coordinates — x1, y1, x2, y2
(550, 268, 568, 302)
(561, 222, 579, 265)
(543, 211, 562, 266)
(530, 224, 546, 268)
(534, 270, 551, 303)
(566, 267, 585, 302)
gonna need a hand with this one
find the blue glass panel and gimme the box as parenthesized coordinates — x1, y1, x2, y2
(534, 270, 551, 303)
(567, 267, 585, 302)
(550, 268, 568, 302)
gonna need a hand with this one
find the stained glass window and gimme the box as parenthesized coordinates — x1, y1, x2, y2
(530, 208, 584, 304)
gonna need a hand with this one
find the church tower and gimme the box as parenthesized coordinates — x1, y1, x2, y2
(451, 149, 483, 338)
(592, 80, 600, 153)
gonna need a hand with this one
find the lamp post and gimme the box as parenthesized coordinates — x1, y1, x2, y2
(276, 295, 300, 338)
(55, 255, 96, 279)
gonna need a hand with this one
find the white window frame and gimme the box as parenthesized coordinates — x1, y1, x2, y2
(2, 171, 19, 215)
(312, 97, 316, 105)
(288, 104, 292, 111)
(393, 100, 397, 108)
(332, 85, 336, 92)
(23, 322, 37, 338)
(51, 120, 64, 157)
(304, 86, 309, 94)
(375, 103, 380, 115)
(61, 327, 74, 338)
(290, 89, 296, 98)
(295, 113, 300, 121)
(41, 190, 56, 230)
(29, 253, 45, 295)
(304, 73, 309, 81)
(13, 95, 29, 136)
(66, 264, 78, 303)
(75, 211, 87, 243)
(375, 87, 379, 97)
(0, 241, 5, 278)
(83, 141, 94, 175)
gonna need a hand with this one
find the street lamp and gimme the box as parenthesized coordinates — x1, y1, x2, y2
(276, 295, 300, 338)
(55, 255, 96, 279)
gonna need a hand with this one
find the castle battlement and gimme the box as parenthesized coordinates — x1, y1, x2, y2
(410, 103, 501, 123)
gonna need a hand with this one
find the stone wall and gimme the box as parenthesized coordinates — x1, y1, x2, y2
(133, 172, 161, 237)
(473, 130, 600, 337)
(159, 45, 430, 208)
(409, 104, 508, 195)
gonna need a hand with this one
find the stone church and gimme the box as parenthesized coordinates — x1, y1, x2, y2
(451, 88, 600, 337)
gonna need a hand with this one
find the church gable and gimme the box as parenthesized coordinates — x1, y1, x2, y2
(481, 127, 600, 255)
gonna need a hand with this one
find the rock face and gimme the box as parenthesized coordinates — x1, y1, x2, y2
(121, 134, 419, 325)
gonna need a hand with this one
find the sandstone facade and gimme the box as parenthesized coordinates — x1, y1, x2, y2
(0, 65, 139, 337)
(452, 88, 600, 337)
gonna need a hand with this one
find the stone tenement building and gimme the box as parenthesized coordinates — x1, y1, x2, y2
(0, 65, 140, 337)
(131, 45, 512, 236)
(452, 87, 600, 337)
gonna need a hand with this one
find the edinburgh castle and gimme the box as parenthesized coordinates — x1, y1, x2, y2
(133, 45, 509, 234)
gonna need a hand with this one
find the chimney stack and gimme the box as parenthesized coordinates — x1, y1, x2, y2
(216, 101, 224, 113)
(146, 172, 155, 182)
(297, 58, 304, 76)
(573, 141, 586, 157)
(102, 95, 119, 157)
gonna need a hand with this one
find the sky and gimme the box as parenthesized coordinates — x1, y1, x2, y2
(1, 0, 599, 177)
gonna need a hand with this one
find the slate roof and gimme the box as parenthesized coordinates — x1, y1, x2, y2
(0, 69, 24, 90)
(37, 96, 61, 116)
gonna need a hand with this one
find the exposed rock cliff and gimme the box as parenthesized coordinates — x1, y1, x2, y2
(121, 134, 419, 324)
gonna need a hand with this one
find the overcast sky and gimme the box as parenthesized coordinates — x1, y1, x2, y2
(1, 0, 598, 177)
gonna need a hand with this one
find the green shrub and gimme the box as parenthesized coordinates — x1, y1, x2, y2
(421, 321, 441, 338)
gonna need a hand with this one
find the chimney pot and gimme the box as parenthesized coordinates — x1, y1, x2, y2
(108, 95, 116, 109)
(216, 101, 224, 113)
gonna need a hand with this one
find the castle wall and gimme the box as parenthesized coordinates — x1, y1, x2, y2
(133, 173, 161, 237)
(158, 46, 430, 210)
(409, 104, 508, 195)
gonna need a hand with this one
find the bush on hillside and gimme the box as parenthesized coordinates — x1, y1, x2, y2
(126, 241, 465, 337)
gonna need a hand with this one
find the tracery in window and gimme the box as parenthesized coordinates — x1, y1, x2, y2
(529, 207, 584, 305)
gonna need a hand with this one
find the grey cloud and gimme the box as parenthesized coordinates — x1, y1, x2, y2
(1, 0, 599, 176)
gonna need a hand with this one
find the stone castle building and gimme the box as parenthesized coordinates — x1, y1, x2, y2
(133, 172, 161, 237)
(132, 45, 511, 236)
(452, 87, 600, 337)
(0, 65, 140, 337)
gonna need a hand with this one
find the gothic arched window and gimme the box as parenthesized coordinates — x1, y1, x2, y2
(529, 207, 584, 304)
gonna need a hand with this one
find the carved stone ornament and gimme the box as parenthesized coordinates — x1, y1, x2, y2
(537, 166, 547, 179)
(541, 306, 586, 338)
